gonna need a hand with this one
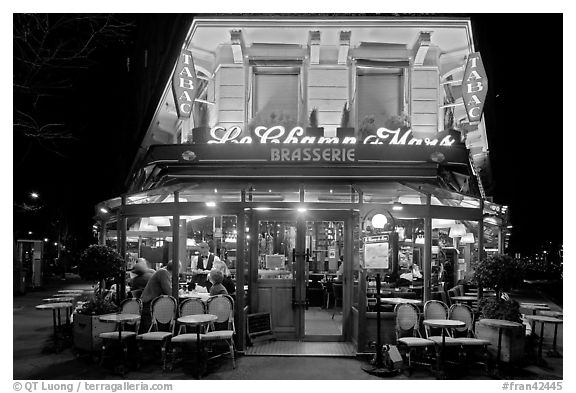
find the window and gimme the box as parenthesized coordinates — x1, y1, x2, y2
(356, 66, 405, 137)
(250, 66, 301, 131)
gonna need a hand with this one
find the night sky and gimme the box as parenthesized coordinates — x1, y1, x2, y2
(12, 14, 563, 257)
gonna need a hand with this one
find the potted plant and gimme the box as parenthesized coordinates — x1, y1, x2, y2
(358, 115, 377, 141)
(473, 254, 526, 363)
(248, 110, 298, 142)
(337, 102, 355, 139)
(74, 245, 123, 352)
(384, 112, 411, 132)
(190, 102, 210, 144)
(306, 108, 324, 138)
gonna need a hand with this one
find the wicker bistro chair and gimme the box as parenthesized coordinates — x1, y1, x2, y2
(136, 295, 177, 372)
(447, 288, 459, 306)
(203, 295, 236, 369)
(449, 304, 491, 371)
(394, 303, 435, 373)
(170, 298, 207, 370)
(423, 300, 459, 344)
(99, 298, 142, 372)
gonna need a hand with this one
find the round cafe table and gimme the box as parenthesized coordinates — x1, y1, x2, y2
(43, 297, 75, 303)
(36, 302, 74, 350)
(379, 297, 422, 305)
(423, 319, 465, 377)
(99, 313, 141, 341)
(450, 296, 478, 308)
(177, 314, 218, 378)
(99, 313, 141, 374)
(524, 315, 563, 362)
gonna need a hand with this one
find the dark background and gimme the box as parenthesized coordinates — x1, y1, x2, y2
(13, 14, 563, 260)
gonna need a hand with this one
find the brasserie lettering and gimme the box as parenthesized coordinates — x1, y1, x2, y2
(270, 147, 355, 162)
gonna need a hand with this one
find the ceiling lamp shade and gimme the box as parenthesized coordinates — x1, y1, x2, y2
(398, 195, 423, 205)
(371, 213, 388, 229)
(460, 232, 475, 244)
(132, 217, 158, 232)
(149, 216, 171, 226)
(449, 223, 467, 238)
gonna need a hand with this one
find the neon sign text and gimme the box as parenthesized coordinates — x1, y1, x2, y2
(207, 126, 455, 146)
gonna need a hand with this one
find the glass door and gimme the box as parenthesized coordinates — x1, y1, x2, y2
(302, 218, 345, 341)
(252, 210, 350, 341)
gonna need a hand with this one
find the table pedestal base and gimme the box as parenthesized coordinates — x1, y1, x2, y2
(361, 364, 400, 377)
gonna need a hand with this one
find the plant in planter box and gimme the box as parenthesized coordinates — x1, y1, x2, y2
(74, 245, 124, 352)
(74, 294, 119, 352)
(358, 115, 377, 141)
(190, 102, 210, 144)
(473, 254, 526, 363)
(337, 102, 355, 139)
(473, 253, 523, 300)
(249, 110, 298, 141)
(78, 245, 124, 297)
(384, 112, 411, 131)
(306, 108, 324, 138)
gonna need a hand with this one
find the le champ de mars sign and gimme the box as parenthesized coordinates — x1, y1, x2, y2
(173, 126, 461, 164)
(462, 52, 488, 124)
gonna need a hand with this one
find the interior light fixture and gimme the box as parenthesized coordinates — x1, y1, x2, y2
(30, 192, 39, 199)
(449, 223, 467, 238)
(255, 207, 271, 211)
(100, 207, 109, 214)
(206, 201, 216, 207)
(149, 216, 170, 226)
(507, 225, 513, 229)
(460, 232, 475, 244)
(297, 207, 307, 213)
(44, 238, 48, 242)
(371, 213, 388, 229)
(392, 201, 403, 211)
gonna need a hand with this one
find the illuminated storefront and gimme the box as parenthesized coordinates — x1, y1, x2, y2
(95, 17, 508, 353)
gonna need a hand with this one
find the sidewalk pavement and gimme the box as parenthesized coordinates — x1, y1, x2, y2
(13, 277, 563, 380)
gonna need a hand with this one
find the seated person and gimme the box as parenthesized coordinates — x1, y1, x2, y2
(208, 269, 229, 296)
(212, 260, 235, 295)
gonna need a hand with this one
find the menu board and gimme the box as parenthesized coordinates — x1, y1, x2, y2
(363, 234, 390, 269)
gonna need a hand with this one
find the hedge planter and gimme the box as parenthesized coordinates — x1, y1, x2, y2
(476, 319, 526, 363)
(192, 126, 211, 144)
(306, 127, 324, 138)
(336, 127, 355, 140)
(73, 313, 116, 352)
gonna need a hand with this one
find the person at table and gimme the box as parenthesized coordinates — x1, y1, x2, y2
(212, 260, 235, 295)
(208, 269, 229, 296)
(128, 258, 155, 298)
(189, 241, 222, 286)
(140, 261, 180, 332)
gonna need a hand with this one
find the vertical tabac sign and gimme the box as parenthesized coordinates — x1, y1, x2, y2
(172, 49, 198, 119)
(462, 52, 488, 124)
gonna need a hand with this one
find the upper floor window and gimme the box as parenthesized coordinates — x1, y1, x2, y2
(356, 64, 407, 139)
(249, 66, 301, 132)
